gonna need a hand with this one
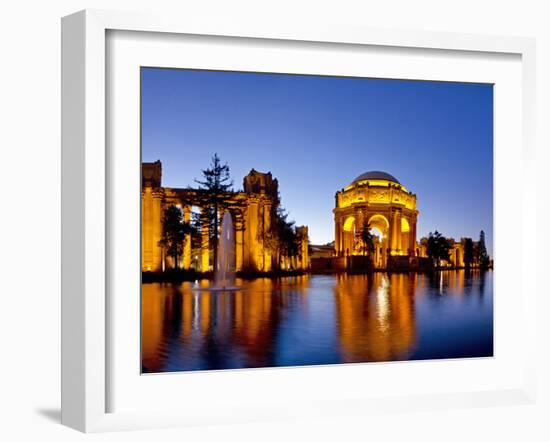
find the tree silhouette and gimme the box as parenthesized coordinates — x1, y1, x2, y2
(477, 230, 490, 270)
(426, 230, 451, 268)
(195, 154, 233, 268)
(159, 205, 192, 270)
(273, 206, 299, 269)
(356, 223, 375, 257)
(463, 237, 474, 269)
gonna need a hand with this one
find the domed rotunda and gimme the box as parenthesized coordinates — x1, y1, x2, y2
(333, 171, 418, 268)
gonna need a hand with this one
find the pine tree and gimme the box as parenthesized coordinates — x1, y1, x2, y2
(463, 238, 474, 269)
(195, 154, 233, 269)
(159, 205, 192, 270)
(477, 230, 490, 270)
(273, 206, 298, 269)
(426, 230, 452, 268)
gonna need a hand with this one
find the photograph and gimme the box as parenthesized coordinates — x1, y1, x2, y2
(140, 67, 494, 374)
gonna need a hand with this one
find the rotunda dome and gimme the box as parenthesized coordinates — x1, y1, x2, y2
(351, 171, 400, 185)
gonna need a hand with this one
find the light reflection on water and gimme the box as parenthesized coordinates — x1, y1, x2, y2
(141, 270, 493, 373)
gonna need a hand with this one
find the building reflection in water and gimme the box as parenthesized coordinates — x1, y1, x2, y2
(142, 276, 311, 372)
(141, 271, 493, 373)
(333, 273, 416, 362)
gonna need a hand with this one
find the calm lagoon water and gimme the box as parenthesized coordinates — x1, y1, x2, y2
(141, 270, 493, 373)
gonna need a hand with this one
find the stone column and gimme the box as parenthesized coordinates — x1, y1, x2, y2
(235, 214, 244, 272)
(245, 198, 259, 271)
(302, 227, 309, 270)
(182, 205, 191, 269)
(395, 209, 402, 253)
(263, 202, 272, 272)
(200, 213, 210, 272)
(341, 218, 346, 257)
(381, 237, 388, 268)
(357, 209, 365, 231)
(334, 214, 341, 256)
(409, 217, 417, 256)
(141, 187, 163, 272)
(242, 207, 250, 271)
(388, 210, 395, 255)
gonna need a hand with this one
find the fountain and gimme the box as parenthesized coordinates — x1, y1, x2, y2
(211, 211, 238, 291)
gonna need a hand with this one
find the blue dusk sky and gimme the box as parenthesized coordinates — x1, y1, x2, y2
(141, 68, 493, 254)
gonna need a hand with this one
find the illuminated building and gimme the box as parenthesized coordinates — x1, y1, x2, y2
(333, 171, 419, 268)
(332, 171, 478, 270)
(142, 161, 309, 272)
(417, 238, 467, 268)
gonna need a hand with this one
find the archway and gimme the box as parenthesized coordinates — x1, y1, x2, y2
(367, 214, 390, 268)
(368, 214, 390, 233)
(342, 216, 356, 256)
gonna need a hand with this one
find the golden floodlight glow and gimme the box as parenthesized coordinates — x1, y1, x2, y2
(343, 216, 356, 232)
(141, 161, 309, 273)
(345, 179, 409, 193)
(401, 217, 410, 233)
(334, 172, 418, 266)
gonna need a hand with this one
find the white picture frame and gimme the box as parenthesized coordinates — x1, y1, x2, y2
(61, 9, 537, 433)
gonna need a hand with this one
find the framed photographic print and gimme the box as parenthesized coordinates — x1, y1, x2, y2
(61, 9, 537, 432)
(140, 68, 494, 374)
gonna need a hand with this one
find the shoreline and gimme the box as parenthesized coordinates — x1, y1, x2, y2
(142, 266, 492, 283)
